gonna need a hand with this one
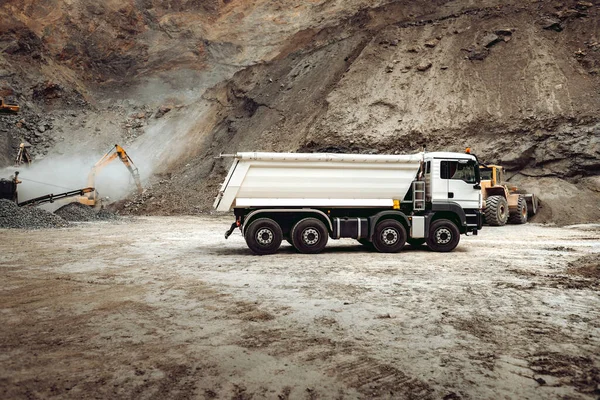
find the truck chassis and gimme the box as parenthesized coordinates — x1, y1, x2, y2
(227, 203, 482, 255)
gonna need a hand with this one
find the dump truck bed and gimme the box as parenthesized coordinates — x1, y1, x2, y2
(214, 152, 422, 212)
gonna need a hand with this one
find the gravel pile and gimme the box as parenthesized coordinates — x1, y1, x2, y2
(0, 199, 69, 229)
(54, 202, 120, 222)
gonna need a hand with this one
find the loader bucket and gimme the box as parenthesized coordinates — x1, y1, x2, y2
(524, 194, 539, 217)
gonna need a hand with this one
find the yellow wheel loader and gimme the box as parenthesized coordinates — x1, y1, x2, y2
(480, 165, 538, 226)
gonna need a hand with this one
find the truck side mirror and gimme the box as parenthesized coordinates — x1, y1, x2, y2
(473, 184, 481, 189)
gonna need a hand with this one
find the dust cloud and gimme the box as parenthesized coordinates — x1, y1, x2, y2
(129, 102, 214, 173)
(0, 100, 213, 210)
(0, 147, 146, 209)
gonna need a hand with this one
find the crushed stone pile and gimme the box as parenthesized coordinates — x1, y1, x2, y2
(0, 199, 69, 229)
(54, 202, 120, 222)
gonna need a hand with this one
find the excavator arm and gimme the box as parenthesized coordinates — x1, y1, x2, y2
(81, 144, 143, 206)
(15, 143, 32, 167)
(115, 145, 143, 194)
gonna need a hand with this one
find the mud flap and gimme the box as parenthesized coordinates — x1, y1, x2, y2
(224, 222, 238, 239)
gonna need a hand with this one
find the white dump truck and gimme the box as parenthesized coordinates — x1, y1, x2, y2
(214, 151, 483, 255)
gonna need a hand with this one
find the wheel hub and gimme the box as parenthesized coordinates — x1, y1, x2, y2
(302, 228, 319, 245)
(381, 228, 398, 245)
(256, 228, 274, 245)
(435, 228, 452, 244)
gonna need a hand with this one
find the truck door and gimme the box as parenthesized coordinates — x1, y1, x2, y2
(441, 160, 480, 210)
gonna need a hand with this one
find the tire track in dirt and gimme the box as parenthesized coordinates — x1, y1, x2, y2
(1, 217, 599, 399)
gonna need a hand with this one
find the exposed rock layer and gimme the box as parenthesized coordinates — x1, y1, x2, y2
(1, 0, 599, 223)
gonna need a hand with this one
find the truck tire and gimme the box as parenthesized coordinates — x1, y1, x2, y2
(484, 195, 508, 226)
(508, 196, 528, 224)
(290, 218, 328, 254)
(407, 238, 426, 248)
(427, 219, 460, 252)
(244, 218, 283, 255)
(372, 219, 406, 253)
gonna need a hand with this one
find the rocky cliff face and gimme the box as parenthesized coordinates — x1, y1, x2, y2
(1, 0, 599, 223)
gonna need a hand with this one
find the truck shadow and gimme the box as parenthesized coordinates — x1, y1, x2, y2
(207, 244, 436, 256)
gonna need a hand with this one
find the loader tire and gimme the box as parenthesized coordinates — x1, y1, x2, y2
(426, 219, 460, 252)
(508, 196, 528, 224)
(244, 218, 283, 255)
(291, 218, 328, 254)
(484, 195, 509, 226)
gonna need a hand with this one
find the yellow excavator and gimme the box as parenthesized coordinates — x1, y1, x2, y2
(0, 97, 20, 113)
(77, 144, 143, 207)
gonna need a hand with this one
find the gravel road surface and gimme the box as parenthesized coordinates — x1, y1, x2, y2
(1, 217, 599, 399)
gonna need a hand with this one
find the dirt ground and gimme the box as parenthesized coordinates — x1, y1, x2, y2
(0, 217, 599, 399)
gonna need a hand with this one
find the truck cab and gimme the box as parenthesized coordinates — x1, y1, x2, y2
(425, 152, 481, 211)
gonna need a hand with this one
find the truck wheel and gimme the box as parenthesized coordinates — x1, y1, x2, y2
(484, 195, 508, 226)
(291, 218, 328, 254)
(427, 219, 460, 252)
(244, 218, 283, 255)
(372, 219, 406, 253)
(407, 238, 426, 248)
(508, 196, 528, 224)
